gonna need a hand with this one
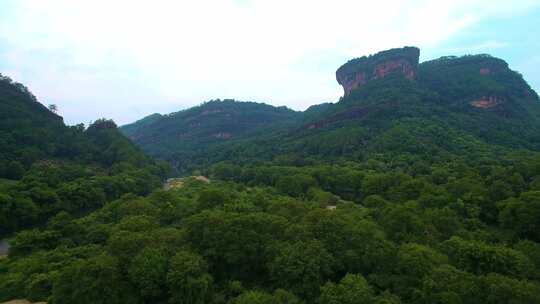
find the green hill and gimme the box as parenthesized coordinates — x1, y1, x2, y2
(0, 74, 168, 236)
(120, 99, 300, 172)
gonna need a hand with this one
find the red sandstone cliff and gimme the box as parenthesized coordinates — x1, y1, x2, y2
(336, 47, 420, 96)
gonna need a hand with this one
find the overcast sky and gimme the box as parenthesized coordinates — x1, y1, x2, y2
(1, 0, 539, 125)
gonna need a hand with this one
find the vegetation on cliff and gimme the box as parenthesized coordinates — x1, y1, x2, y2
(336, 47, 420, 79)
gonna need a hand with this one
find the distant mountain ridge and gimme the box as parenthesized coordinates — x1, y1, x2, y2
(120, 99, 301, 164)
(121, 47, 540, 173)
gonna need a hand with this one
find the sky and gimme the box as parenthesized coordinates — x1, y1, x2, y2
(0, 0, 539, 125)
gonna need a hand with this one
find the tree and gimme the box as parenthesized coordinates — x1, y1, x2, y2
(231, 289, 301, 304)
(479, 273, 540, 303)
(4, 161, 25, 179)
(498, 191, 540, 242)
(52, 254, 138, 304)
(167, 250, 213, 304)
(268, 240, 335, 300)
(275, 174, 318, 197)
(48, 104, 58, 113)
(319, 274, 375, 304)
(441, 237, 530, 277)
(420, 265, 480, 304)
(128, 247, 169, 301)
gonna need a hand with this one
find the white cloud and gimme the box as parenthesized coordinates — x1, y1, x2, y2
(0, 0, 538, 124)
(445, 40, 509, 54)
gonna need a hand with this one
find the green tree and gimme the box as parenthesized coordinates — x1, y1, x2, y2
(498, 191, 540, 241)
(4, 161, 25, 179)
(268, 240, 335, 300)
(441, 237, 530, 277)
(319, 274, 375, 304)
(167, 250, 213, 304)
(52, 254, 138, 304)
(231, 289, 301, 304)
(128, 247, 169, 301)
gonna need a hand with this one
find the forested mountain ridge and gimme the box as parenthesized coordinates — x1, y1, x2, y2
(120, 99, 300, 161)
(122, 48, 540, 174)
(0, 73, 169, 236)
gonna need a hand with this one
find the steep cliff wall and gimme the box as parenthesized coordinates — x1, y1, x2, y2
(336, 47, 420, 95)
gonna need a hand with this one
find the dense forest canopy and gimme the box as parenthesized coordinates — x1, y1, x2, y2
(2, 47, 540, 303)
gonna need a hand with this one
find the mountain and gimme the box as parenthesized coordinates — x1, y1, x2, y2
(120, 113, 163, 136)
(283, 49, 540, 159)
(336, 46, 420, 95)
(120, 99, 300, 169)
(122, 47, 540, 173)
(0, 74, 65, 179)
(0, 73, 168, 236)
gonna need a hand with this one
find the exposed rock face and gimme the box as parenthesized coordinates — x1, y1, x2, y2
(336, 47, 420, 96)
(479, 68, 491, 75)
(212, 132, 232, 139)
(471, 96, 504, 109)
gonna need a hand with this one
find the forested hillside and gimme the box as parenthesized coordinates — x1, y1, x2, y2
(120, 99, 300, 172)
(0, 74, 169, 236)
(2, 47, 540, 304)
(122, 49, 540, 174)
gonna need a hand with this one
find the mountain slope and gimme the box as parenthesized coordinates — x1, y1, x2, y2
(122, 47, 540, 173)
(0, 74, 168, 235)
(120, 99, 300, 164)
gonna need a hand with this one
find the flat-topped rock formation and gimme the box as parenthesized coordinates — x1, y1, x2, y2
(336, 46, 420, 95)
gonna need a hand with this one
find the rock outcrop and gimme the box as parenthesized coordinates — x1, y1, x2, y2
(336, 46, 420, 96)
(471, 96, 504, 109)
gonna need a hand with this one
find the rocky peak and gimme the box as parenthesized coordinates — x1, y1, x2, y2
(336, 46, 420, 96)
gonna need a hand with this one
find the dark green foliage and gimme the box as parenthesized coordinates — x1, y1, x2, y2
(3, 49, 540, 304)
(498, 191, 540, 241)
(1, 170, 540, 303)
(120, 99, 300, 173)
(268, 240, 334, 300)
(0, 74, 168, 236)
(127, 247, 169, 301)
(167, 250, 213, 304)
(51, 253, 137, 304)
(319, 273, 376, 304)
